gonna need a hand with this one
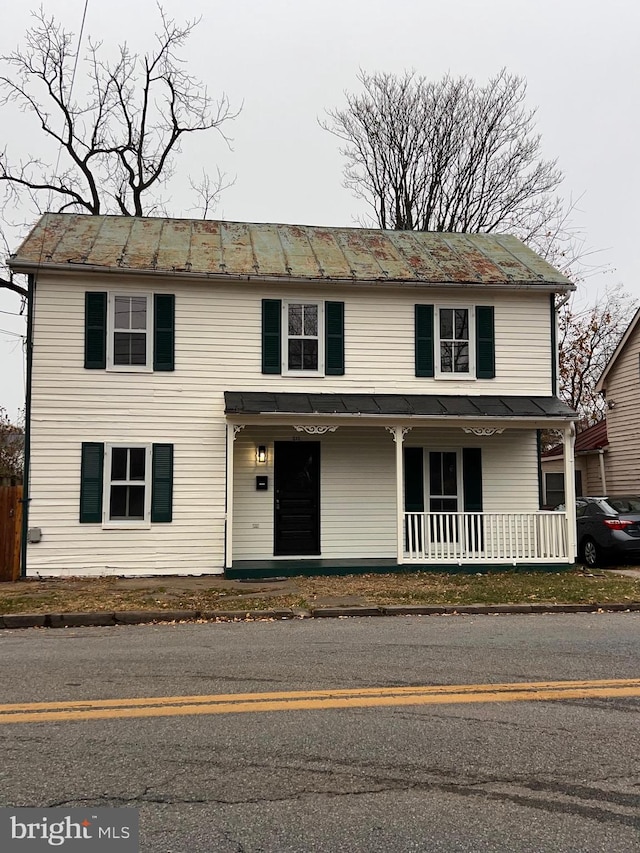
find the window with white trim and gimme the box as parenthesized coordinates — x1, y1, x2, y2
(436, 306, 475, 376)
(108, 294, 152, 370)
(105, 444, 151, 523)
(283, 301, 323, 374)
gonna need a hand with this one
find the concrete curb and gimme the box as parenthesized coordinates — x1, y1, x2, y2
(1, 602, 640, 629)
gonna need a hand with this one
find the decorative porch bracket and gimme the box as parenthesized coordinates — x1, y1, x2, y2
(385, 426, 411, 442)
(232, 424, 246, 439)
(462, 427, 505, 436)
(293, 425, 339, 435)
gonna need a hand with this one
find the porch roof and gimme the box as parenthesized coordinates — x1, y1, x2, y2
(224, 392, 575, 421)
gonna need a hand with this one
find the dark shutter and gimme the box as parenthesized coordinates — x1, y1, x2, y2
(325, 301, 345, 375)
(262, 299, 281, 374)
(80, 442, 104, 522)
(462, 448, 483, 511)
(536, 429, 544, 508)
(404, 447, 424, 511)
(415, 305, 434, 377)
(151, 444, 174, 523)
(154, 294, 175, 371)
(84, 292, 107, 369)
(476, 306, 495, 379)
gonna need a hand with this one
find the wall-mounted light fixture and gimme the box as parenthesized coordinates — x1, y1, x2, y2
(256, 445, 267, 464)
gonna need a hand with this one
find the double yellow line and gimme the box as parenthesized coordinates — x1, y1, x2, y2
(1, 678, 639, 724)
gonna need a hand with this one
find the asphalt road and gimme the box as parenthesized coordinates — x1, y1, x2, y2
(1, 613, 639, 852)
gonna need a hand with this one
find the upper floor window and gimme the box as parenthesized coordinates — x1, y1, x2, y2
(110, 294, 152, 369)
(285, 302, 322, 373)
(437, 307, 472, 375)
(84, 292, 175, 372)
(261, 299, 344, 376)
(415, 304, 495, 379)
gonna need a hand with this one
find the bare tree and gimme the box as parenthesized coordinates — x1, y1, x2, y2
(0, 6, 237, 221)
(0, 407, 24, 481)
(323, 69, 563, 240)
(558, 284, 638, 427)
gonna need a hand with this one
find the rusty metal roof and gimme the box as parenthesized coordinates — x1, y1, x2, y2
(9, 213, 574, 289)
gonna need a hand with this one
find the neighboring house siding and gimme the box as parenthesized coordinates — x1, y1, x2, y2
(233, 427, 539, 560)
(27, 274, 553, 574)
(601, 330, 640, 494)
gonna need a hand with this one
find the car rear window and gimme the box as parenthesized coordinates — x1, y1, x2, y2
(607, 497, 640, 513)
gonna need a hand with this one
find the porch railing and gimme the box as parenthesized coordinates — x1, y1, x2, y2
(403, 512, 568, 563)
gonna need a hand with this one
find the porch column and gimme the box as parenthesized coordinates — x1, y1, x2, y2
(224, 424, 235, 570)
(394, 426, 406, 565)
(563, 423, 577, 562)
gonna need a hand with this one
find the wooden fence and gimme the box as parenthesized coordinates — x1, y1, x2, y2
(0, 485, 22, 581)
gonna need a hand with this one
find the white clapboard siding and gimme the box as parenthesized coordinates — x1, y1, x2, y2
(27, 273, 554, 574)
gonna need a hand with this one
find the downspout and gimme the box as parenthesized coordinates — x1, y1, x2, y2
(20, 273, 35, 578)
(598, 449, 607, 494)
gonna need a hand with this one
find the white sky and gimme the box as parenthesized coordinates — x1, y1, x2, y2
(1, 0, 638, 419)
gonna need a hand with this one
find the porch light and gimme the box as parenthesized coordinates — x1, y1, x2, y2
(256, 445, 267, 464)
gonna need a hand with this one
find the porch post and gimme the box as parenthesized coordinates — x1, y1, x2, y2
(395, 426, 405, 565)
(563, 423, 577, 562)
(225, 423, 235, 570)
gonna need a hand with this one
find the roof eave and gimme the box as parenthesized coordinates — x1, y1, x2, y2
(7, 259, 575, 292)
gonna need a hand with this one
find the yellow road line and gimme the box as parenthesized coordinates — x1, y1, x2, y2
(1, 678, 638, 713)
(1, 678, 639, 724)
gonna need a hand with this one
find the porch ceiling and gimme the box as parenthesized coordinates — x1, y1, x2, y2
(224, 391, 575, 422)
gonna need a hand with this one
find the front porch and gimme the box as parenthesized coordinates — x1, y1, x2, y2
(224, 391, 577, 576)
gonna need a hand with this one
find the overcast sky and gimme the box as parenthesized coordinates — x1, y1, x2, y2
(1, 0, 638, 419)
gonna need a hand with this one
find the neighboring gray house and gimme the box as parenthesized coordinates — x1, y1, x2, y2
(542, 306, 640, 503)
(9, 214, 577, 578)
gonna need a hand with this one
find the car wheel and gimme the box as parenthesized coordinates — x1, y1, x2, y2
(581, 537, 603, 568)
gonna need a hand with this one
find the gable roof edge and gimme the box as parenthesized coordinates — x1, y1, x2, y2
(596, 306, 640, 392)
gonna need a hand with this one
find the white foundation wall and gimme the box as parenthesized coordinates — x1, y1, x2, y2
(232, 426, 541, 561)
(26, 271, 554, 575)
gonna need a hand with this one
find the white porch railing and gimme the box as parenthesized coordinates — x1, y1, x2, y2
(403, 512, 569, 563)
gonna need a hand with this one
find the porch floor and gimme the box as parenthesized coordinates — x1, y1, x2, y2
(226, 559, 574, 580)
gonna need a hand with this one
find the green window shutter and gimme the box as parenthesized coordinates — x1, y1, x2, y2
(84, 292, 107, 369)
(476, 306, 495, 379)
(151, 443, 174, 523)
(404, 447, 424, 511)
(462, 448, 483, 512)
(154, 294, 175, 371)
(325, 301, 345, 375)
(415, 305, 434, 377)
(80, 442, 104, 522)
(262, 299, 281, 374)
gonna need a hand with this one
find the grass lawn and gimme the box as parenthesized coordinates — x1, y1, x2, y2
(1, 569, 639, 615)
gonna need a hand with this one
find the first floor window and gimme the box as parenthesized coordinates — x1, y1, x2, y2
(79, 442, 173, 524)
(284, 301, 322, 373)
(108, 446, 148, 520)
(545, 471, 583, 508)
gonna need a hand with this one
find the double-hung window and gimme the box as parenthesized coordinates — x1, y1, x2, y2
(415, 304, 494, 379)
(262, 298, 344, 376)
(437, 307, 474, 376)
(80, 442, 174, 526)
(284, 301, 323, 374)
(107, 445, 150, 521)
(111, 295, 151, 368)
(84, 292, 175, 372)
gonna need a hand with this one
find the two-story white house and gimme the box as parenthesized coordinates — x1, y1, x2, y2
(9, 214, 577, 578)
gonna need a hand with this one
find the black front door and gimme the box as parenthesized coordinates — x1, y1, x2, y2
(274, 442, 320, 556)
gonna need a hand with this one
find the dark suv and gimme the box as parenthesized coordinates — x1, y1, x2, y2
(572, 496, 640, 568)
